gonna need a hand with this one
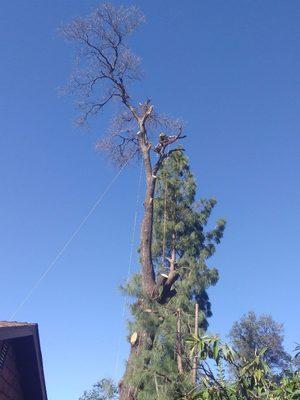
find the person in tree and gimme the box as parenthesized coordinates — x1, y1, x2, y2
(154, 132, 179, 154)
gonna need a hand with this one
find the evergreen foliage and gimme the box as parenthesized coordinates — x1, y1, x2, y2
(122, 152, 226, 399)
(79, 379, 118, 400)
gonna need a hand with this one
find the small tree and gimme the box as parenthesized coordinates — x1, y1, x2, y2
(79, 379, 118, 400)
(229, 311, 291, 372)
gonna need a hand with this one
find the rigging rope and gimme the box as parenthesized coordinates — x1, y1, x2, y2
(162, 176, 168, 268)
(10, 158, 132, 321)
(114, 158, 143, 378)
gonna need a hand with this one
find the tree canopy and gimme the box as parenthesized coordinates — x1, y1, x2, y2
(79, 379, 118, 400)
(229, 311, 291, 372)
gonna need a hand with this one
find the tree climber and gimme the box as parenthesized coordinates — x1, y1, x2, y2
(154, 132, 178, 154)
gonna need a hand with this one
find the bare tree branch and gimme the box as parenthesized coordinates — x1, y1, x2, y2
(60, 3, 144, 130)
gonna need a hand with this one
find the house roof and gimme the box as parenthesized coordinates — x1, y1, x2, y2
(0, 320, 48, 400)
(0, 321, 36, 328)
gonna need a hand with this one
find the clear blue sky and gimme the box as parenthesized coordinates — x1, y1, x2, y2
(0, 1, 299, 399)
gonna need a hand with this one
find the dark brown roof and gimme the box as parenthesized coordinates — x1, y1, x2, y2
(0, 321, 36, 328)
(0, 320, 48, 400)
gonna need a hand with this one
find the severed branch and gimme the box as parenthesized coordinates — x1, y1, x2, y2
(156, 237, 181, 304)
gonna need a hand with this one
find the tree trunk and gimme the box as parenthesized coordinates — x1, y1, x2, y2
(119, 141, 157, 400)
(139, 142, 157, 298)
(140, 174, 156, 296)
(191, 303, 199, 384)
(118, 342, 140, 400)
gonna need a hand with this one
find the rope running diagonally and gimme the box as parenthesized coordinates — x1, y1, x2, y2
(9, 157, 134, 321)
(114, 157, 143, 378)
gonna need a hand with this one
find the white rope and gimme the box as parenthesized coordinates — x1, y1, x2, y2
(10, 160, 131, 321)
(162, 178, 168, 267)
(114, 158, 143, 378)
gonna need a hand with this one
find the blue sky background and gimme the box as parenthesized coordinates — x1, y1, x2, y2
(0, 1, 300, 399)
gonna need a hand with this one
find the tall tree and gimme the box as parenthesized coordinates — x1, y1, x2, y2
(62, 4, 225, 399)
(229, 311, 291, 372)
